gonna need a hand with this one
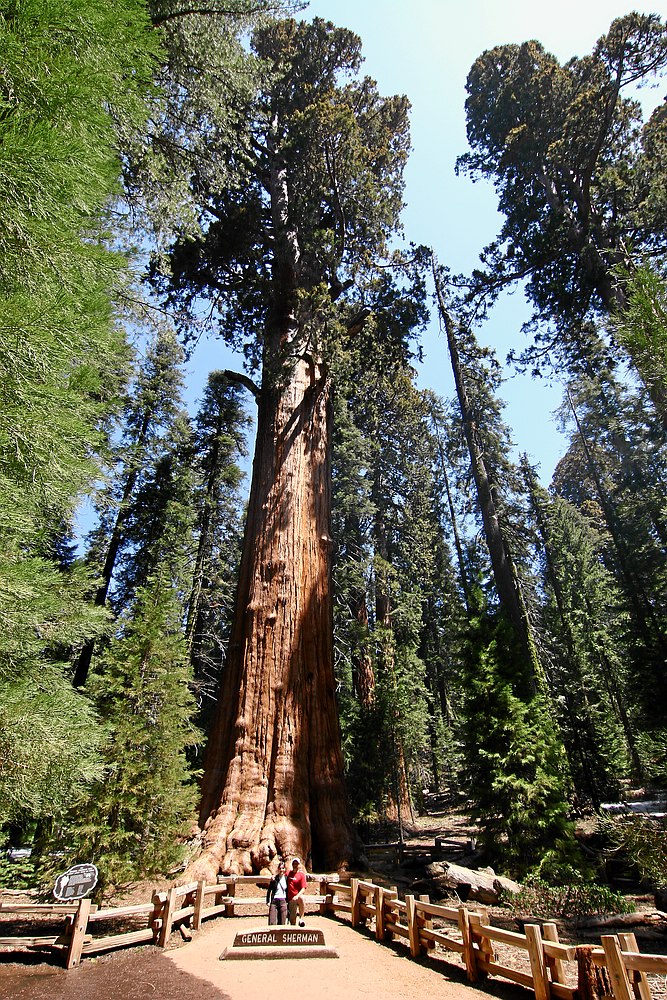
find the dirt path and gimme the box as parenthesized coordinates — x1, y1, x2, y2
(1, 914, 505, 1000)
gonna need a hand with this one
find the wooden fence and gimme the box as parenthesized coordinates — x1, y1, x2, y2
(327, 878, 666, 1000)
(2, 873, 666, 1000)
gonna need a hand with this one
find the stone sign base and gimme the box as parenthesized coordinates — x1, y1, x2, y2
(220, 925, 338, 960)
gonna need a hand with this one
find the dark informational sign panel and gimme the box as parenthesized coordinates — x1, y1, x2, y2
(53, 863, 98, 901)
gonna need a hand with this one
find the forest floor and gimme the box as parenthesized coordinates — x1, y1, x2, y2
(2, 799, 666, 1000)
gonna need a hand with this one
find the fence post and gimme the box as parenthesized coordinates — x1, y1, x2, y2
(419, 894, 435, 951)
(459, 906, 478, 982)
(65, 897, 91, 969)
(150, 890, 167, 943)
(384, 887, 398, 941)
(350, 878, 360, 928)
(192, 880, 206, 931)
(542, 921, 567, 986)
(158, 885, 178, 947)
(319, 878, 330, 915)
(224, 878, 236, 917)
(357, 882, 368, 926)
(469, 908, 494, 970)
(374, 886, 386, 941)
(405, 894, 422, 958)
(601, 935, 634, 1000)
(525, 923, 551, 1000)
(618, 931, 652, 1000)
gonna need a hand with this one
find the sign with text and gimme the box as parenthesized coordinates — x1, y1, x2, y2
(233, 927, 325, 948)
(53, 863, 98, 901)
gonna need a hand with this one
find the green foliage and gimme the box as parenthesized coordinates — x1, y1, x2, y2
(0, 840, 37, 891)
(552, 365, 667, 725)
(0, 0, 161, 825)
(458, 13, 667, 370)
(612, 263, 667, 423)
(461, 607, 577, 875)
(634, 730, 667, 786)
(0, 664, 105, 827)
(45, 578, 200, 892)
(186, 372, 249, 724)
(530, 481, 633, 803)
(151, 17, 413, 368)
(500, 876, 635, 919)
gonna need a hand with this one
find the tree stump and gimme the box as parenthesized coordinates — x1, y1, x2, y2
(577, 944, 612, 1000)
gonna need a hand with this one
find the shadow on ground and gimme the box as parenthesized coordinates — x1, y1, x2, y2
(0, 945, 231, 1000)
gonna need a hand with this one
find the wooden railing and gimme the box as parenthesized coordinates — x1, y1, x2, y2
(325, 877, 666, 1000)
(2, 873, 666, 999)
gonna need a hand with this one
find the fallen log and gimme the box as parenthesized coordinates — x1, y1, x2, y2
(575, 911, 667, 930)
(425, 861, 520, 904)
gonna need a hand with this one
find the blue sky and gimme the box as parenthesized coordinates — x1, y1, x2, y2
(184, 2, 665, 483)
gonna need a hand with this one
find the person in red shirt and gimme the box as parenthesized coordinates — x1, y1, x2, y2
(286, 856, 307, 926)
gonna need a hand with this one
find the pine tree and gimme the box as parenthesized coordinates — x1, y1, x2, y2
(75, 327, 189, 686)
(524, 461, 636, 804)
(0, 0, 160, 826)
(48, 576, 200, 891)
(460, 603, 575, 875)
(553, 371, 667, 723)
(186, 371, 250, 729)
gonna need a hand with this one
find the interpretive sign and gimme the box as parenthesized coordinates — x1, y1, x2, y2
(53, 863, 98, 901)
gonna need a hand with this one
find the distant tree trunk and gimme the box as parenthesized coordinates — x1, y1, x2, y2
(433, 267, 538, 688)
(433, 424, 471, 610)
(190, 355, 356, 877)
(350, 588, 375, 711)
(374, 525, 414, 831)
(73, 409, 152, 688)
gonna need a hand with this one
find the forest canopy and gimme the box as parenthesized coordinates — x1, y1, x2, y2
(1, 2, 666, 891)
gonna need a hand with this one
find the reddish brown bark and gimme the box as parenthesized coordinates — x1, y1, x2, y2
(189, 356, 356, 878)
(351, 590, 375, 711)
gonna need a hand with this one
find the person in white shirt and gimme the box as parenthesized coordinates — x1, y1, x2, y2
(266, 860, 288, 924)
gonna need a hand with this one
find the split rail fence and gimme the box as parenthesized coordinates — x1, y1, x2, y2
(1, 874, 666, 1000)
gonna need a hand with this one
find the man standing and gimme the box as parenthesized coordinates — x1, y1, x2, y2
(287, 856, 307, 926)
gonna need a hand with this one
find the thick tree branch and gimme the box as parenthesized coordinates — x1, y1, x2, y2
(222, 368, 260, 401)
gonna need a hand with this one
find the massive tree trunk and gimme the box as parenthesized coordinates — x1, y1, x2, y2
(190, 353, 356, 878)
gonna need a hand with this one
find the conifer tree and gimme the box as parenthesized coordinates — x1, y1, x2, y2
(149, 16, 414, 877)
(0, 0, 160, 825)
(460, 603, 574, 874)
(432, 271, 575, 869)
(553, 372, 667, 723)
(49, 575, 200, 891)
(75, 327, 188, 686)
(186, 372, 250, 727)
(523, 460, 636, 804)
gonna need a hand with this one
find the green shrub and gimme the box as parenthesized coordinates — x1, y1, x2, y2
(500, 876, 635, 919)
(0, 842, 36, 891)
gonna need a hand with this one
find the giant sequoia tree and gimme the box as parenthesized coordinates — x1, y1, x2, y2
(156, 18, 411, 877)
(457, 13, 667, 373)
